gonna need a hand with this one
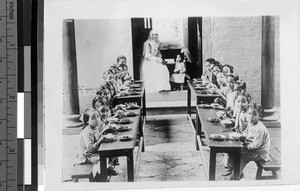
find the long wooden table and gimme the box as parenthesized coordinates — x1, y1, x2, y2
(187, 79, 221, 149)
(97, 108, 143, 182)
(114, 82, 146, 123)
(196, 106, 243, 180)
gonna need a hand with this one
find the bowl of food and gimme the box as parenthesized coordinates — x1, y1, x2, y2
(118, 134, 133, 141)
(193, 78, 202, 82)
(103, 134, 117, 142)
(126, 102, 140, 110)
(129, 91, 140, 95)
(208, 117, 220, 123)
(209, 88, 218, 94)
(114, 110, 125, 119)
(125, 111, 137, 117)
(209, 134, 226, 141)
(114, 104, 127, 111)
(216, 111, 226, 119)
(198, 90, 207, 94)
(118, 117, 132, 124)
(130, 84, 141, 88)
(107, 117, 119, 123)
(199, 104, 212, 109)
(116, 125, 131, 132)
(220, 119, 234, 128)
(210, 103, 224, 109)
(228, 132, 242, 140)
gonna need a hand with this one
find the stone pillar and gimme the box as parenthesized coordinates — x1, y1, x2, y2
(261, 16, 277, 118)
(63, 19, 83, 128)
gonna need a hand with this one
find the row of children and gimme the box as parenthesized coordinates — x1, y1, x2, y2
(73, 55, 134, 181)
(203, 58, 271, 180)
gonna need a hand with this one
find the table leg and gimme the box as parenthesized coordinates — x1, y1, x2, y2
(143, 88, 146, 122)
(127, 150, 134, 182)
(139, 114, 145, 152)
(195, 112, 200, 150)
(233, 149, 241, 180)
(99, 154, 108, 182)
(209, 149, 217, 181)
(187, 84, 191, 119)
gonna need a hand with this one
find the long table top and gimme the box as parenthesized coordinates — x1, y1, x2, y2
(187, 80, 221, 98)
(115, 83, 144, 99)
(98, 108, 141, 152)
(196, 106, 243, 149)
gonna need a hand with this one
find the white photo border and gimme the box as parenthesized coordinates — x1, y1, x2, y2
(44, 0, 300, 190)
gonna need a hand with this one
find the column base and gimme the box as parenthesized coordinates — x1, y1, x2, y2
(63, 114, 84, 128)
(261, 107, 280, 128)
(263, 107, 277, 117)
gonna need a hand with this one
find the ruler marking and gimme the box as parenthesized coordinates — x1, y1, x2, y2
(1, 0, 18, 189)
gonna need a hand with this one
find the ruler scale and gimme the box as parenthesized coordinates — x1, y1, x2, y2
(0, 0, 18, 191)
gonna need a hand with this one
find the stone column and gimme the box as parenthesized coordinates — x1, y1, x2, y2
(261, 16, 276, 117)
(63, 19, 83, 128)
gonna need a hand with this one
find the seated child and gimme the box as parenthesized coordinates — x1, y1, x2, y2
(233, 92, 251, 134)
(221, 92, 251, 171)
(96, 84, 113, 109)
(204, 58, 215, 73)
(210, 60, 222, 87)
(233, 80, 249, 118)
(170, 54, 186, 91)
(105, 81, 117, 99)
(211, 62, 222, 77)
(74, 108, 118, 180)
(214, 74, 239, 118)
(92, 95, 112, 122)
(117, 64, 132, 85)
(92, 96, 120, 167)
(216, 72, 229, 97)
(223, 104, 270, 180)
(225, 74, 239, 111)
(116, 55, 127, 66)
(222, 64, 234, 76)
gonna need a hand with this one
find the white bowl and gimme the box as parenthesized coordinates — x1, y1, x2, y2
(228, 132, 242, 140)
(220, 119, 233, 127)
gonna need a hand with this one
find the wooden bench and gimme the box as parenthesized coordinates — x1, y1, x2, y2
(255, 155, 281, 180)
(71, 164, 94, 182)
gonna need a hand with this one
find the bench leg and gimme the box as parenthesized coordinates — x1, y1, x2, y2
(271, 170, 278, 179)
(74, 178, 79, 182)
(256, 165, 263, 180)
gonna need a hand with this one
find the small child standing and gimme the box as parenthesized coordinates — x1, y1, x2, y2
(170, 54, 186, 91)
(224, 104, 271, 180)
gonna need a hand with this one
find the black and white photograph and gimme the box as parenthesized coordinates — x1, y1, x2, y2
(43, 0, 300, 191)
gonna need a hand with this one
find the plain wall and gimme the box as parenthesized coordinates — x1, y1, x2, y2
(202, 17, 280, 106)
(75, 19, 133, 89)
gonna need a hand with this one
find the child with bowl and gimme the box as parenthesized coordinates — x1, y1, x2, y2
(223, 104, 271, 180)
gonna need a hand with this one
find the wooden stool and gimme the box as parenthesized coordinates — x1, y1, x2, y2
(71, 164, 94, 182)
(255, 155, 281, 180)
